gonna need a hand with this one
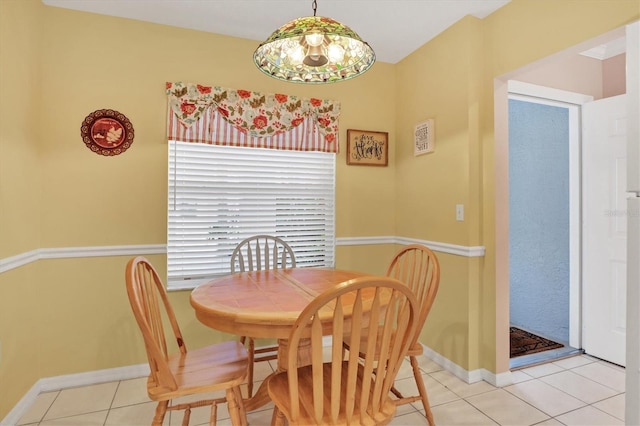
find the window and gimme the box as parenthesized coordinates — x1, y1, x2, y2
(167, 141, 336, 289)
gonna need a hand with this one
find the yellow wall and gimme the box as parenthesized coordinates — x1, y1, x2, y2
(0, 0, 44, 416)
(395, 16, 486, 369)
(0, 0, 42, 258)
(1, 0, 639, 419)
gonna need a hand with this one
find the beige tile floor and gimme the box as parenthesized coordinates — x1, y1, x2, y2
(16, 354, 625, 426)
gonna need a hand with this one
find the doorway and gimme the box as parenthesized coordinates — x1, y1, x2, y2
(507, 84, 589, 369)
(508, 97, 571, 353)
(506, 92, 629, 372)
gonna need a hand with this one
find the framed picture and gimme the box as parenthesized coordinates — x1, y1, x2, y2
(414, 119, 435, 156)
(346, 129, 388, 166)
(80, 109, 135, 156)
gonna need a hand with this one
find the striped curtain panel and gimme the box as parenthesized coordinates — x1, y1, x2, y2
(166, 82, 341, 153)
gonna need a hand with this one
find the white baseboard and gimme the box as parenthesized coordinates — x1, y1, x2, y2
(422, 344, 512, 387)
(1, 364, 149, 426)
(485, 369, 514, 387)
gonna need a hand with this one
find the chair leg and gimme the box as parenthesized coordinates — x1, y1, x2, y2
(226, 386, 248, 426)
(152, 401, 168, 426)
(234, 385, 247, 426)
(182, 407, 191, 426)
(246, 338, 255, 398)
(208, 403, 217, 426)
(410, 355, 435, 426)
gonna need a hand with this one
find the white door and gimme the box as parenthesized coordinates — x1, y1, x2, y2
(582, 94, 628, 366)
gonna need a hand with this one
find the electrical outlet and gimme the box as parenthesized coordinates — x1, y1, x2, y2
(456, 204, 464, 221)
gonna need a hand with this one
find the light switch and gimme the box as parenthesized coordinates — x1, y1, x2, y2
(456, 204, 464, 221)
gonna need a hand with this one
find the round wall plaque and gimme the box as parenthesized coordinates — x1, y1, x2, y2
(80, 109, 134, 156)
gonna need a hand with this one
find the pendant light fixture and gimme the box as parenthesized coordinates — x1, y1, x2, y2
(253, 0, 376, 84)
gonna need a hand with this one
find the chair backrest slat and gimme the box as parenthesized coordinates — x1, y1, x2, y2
(330, 302, 344, 423)
(356, 288, 376, 414)
(311, 314, 324, 423)
(343, 292, 360, 420)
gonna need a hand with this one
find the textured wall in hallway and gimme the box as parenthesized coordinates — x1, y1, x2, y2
(509, 98, 570, 343)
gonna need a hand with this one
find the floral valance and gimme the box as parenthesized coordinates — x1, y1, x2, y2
(166, 82, 340, 153)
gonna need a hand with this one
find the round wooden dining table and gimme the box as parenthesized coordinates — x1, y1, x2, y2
(190, 267, 368, 411)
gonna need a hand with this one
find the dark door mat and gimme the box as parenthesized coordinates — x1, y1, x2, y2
(510, 327, 564, 358)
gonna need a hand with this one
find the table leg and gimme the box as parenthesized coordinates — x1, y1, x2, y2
(276, 337, 311, 371)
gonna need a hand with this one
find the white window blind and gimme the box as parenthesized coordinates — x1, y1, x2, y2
(168, 141, 336, 289)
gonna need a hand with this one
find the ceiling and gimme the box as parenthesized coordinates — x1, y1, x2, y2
(42, 0, 511, 64)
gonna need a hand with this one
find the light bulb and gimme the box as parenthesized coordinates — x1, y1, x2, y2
(283, 41, 305, 64)
(308, 44, 323, 61)
(327, 43, 345, 63)
(305, 32, 324, 47)
(303, 44, 328, 66)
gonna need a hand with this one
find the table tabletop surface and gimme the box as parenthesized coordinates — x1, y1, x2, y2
(190, 267, 368, 339)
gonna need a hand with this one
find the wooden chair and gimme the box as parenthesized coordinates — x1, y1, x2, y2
(230, 234, 296, 273)
(230, 235, 296, 398)
(125, 256, 248, 426)
(267, 276, 418, 425)
(344, 244, 440, 426)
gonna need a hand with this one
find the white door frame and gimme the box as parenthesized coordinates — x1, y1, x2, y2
(507, 80, 592, 349)
(625, 20, 640, 426)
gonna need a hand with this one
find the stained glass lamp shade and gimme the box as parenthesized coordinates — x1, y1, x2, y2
(253, 15, 376, 84)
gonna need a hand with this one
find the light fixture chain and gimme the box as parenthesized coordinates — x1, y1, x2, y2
(312, 0, 317, 16)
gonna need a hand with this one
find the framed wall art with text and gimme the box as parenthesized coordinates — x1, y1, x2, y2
(414, 119, 435, 156)
(346, 129, 388, 166)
